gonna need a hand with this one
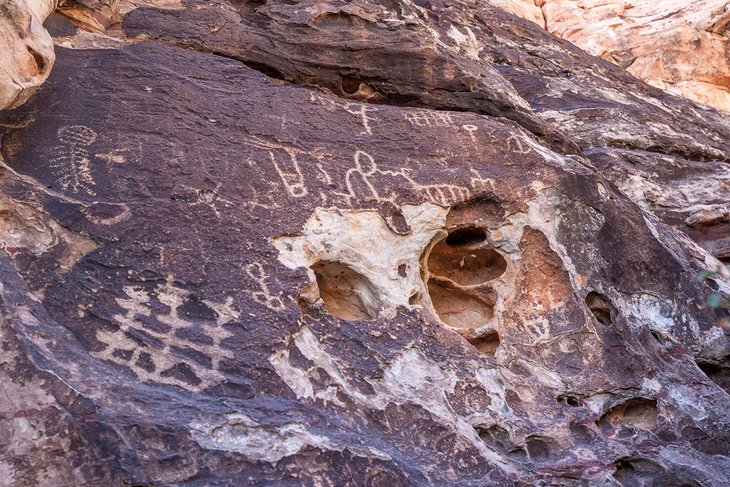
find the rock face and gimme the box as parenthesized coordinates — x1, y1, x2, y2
(0, 0, 57, 110)
(499, 0, 730, 113)
(0, 0, 729, 485)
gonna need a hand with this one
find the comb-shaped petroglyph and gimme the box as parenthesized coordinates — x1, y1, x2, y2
(404, 110, 454, 128)
(51, 125, 98, 195)
(94, 277, 239, 391)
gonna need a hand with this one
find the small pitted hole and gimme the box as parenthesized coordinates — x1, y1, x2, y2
(397, 264, 407, 277)
(651, 330, 669, 348)
(445, 226, 487, 246)
(585, 291, 615, 325)
(475, 424, 511, 451)
(597, 398, 657, 433)
(612, 458, 665, 486)
(341, 76, 361, 95)
(525, 435, 555, 462)
(428, 281, 493, 328)
(310, 261, 382, 321)
(408, 292, 421, 305)
(557, 395, 582, 407)
(507, 447, 527, 459)
(705, 278, 719, 291)
(427, 240, 506, 285)
(469, 329, 500, 357)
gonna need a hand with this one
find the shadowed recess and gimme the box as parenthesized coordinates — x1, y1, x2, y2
(427, 227, 506, 286)
(311, 261, 382, 321)
(585, 291, 615, 325)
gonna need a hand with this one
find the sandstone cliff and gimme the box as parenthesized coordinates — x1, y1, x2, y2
(0, 0, 728, 486)
(498, 0, 730, 113)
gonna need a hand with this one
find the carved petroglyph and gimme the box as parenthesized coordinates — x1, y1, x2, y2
(246, 262, 286, 311)
(247, 136, 311, 198)
(51, 125, 98, 195)
(81, 203, 132, 226)
(462, 124, 478, 143)
(506, 134, 533, 155)
(404, 110, 454, 128)
(336, 150, 482, 207)
(309, 93, 377, 136)
(180, 182, 233, 219)
(414, 184, 472, 206)
(93, 277, 239, 391)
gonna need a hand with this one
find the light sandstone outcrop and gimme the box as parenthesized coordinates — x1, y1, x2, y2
(0, 0, 57, 110)
(0, 1, 728, 485)
(495, 0, 730, 112)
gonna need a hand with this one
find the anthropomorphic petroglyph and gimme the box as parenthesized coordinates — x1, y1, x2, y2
(93, 278, 239, 391)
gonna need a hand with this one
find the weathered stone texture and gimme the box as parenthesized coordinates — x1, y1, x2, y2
(499, 0, 730, 113)
(0, 0, 728, 485)
(0, 0, 57, 110)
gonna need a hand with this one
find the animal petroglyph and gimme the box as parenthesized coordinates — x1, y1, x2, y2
(93, 278, 239, 391)
(246, 262, 286, 311)
(51, 125, 98, 195)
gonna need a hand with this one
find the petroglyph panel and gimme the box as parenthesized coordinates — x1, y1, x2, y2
(94, 277, 239, 391)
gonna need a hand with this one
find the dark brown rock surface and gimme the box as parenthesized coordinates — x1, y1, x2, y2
(0, 1, 729, 485)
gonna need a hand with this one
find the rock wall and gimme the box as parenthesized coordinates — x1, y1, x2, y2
(0, 0, 57, 110)
(0, 0, 728, 485)
(497, 0, 730, 113)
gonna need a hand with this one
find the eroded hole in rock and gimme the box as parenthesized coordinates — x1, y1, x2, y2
(27, 46, 46, 75)
(697, 362, 730, 395)
(427, 229, 506, 286)
(597, 399, 657, 434)
(585, 291, 615, 325)
(525, 435, 555, 462)
(427, 280, 493, 328)
(475, 424, 511, 452)
(311, 261, 382, 321)
(468, 329, 500, 357)
(341, 76, 362, 95)
(444, 226, 487, 246)
(557, 394, 582, 407)
(612, 457, 665, 487)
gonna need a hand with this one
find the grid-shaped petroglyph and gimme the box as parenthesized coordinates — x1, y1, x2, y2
(404, 111, 454, 128)
(93, 278, 239, 391)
